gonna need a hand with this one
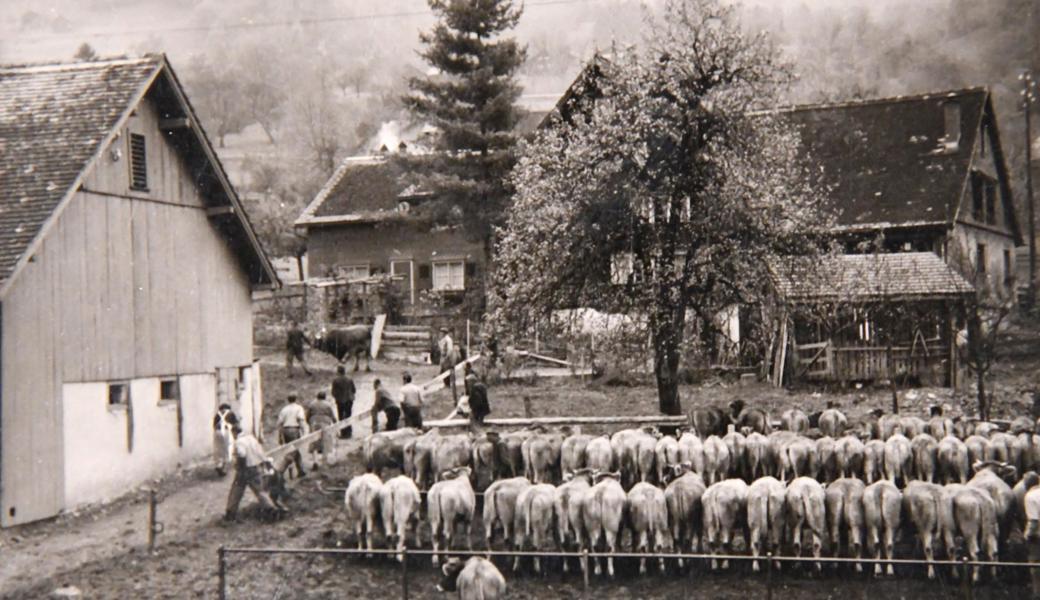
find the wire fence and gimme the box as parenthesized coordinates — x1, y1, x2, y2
(217, 544, 1040, 600)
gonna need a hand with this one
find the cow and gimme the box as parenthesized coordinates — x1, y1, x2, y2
(1010, 416, 1036, 435)
(834, 435, 865, 479)
(344, 473, 384, 555)
(986, 432, 1015, 465)
(938, 435, 971, 484)
(664, 462, 706, 568)
(825, 478, 866, 572)
(585, 435, 614, 474)
(1013, 471, 1040, 534)
(364, 428, 419, 479)
(911, 433, 939, 483)
(513, 483, 557, 574)
(863, 440, 886, 484)
(433, 434, 473, 483)
(928, 415, 955, 440)
(437, 556, 506, 600)
(747, 476, 786, 573)
(677, 431, 706, 476)
(904, 481, 946, 579)
(702, 435, 732, 486)
(900, 416, 927, 440)
(1012, 432, 1040, 474)
(499, 428, 542, 478)
(818, 409, 848, 438)
(863, 479, 901, 577)
(655, 435, 681, 484)
(482, 477, 531, 551)
(554, 468, 594, 573)
(943, 484, 999, 582)
(786, 476, 828, 571)
(745, 432, 773, 480)
(781, 409, 810, 434)
(403, 428, 439, 490)
(876, 413, 903, 440)
(523, 430, 567, 485)
(379, 475, 421, 562)
(582, 471, 627, 577)
(974, 421, 1001, 438)
(816, 436, 838, 484)
(691, 406, 731, 438)
(312, 325, 372, 371)
(883, 433, 913, 486)
(968, 461, 1017, 539)
(471, 432, 507, 493)
(702, 478, 750, 570)
(782, 437, 817, 481)
(722, 430, 747, 480)
(964, 435, 991, 468)
(611, 427, 658, 488)
(428, 466, 477, 566)
(729, 399, 772, 434)
(628, 482, 672, 574)
(561, 433, 594, 476)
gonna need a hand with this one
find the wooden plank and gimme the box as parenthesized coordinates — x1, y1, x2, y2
(420, 354, 482, 393)
(371, 313, 386, 358)
(515, 350, 573, 368)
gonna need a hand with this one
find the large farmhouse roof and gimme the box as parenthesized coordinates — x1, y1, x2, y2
(772, 252, 975, 303)
(774, 88, 1015, 236)
(0, 55, 278, 292)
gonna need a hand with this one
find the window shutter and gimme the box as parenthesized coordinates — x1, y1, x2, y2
(129, 133, 148, 191)
(465, 263, 476, 278)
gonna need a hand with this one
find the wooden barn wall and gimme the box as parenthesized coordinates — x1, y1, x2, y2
(1, 91, 253, 526)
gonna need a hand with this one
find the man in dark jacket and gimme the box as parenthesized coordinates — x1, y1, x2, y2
(285, 320, 311, 377)
(371, 379, 401, 432)
(467, 379, 491, 431)
(331, 365, 356, 438)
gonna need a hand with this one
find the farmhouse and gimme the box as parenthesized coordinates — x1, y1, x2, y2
(0, 55, 278, 526)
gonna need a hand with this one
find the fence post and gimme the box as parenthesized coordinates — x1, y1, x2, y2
(401, 547, 409, 600)
(581, 549, 590, 599)
(961, 557, 972, 600)
(766, 552, 774, 600)
(147, 488, 163, 551)
(218, 546, 227, 600)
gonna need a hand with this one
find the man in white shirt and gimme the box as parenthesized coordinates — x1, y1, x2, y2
(224, 425, 279, 521)
(399, 372, 425, 428)
(276, 394, 308, 477)
(438, 327, 460, 399)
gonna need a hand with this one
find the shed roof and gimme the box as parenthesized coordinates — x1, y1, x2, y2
(0, 55, 278, 292)
(771, 252, 975, 302)
(295, 156, 416, 226)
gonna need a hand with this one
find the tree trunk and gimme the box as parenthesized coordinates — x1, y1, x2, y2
(977, 367, 988, 421)
(653, 310, 684, 418)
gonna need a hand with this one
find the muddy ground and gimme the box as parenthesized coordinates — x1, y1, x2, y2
(3, 343, 1038, 599)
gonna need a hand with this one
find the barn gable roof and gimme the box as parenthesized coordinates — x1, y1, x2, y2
(0, 55, 279, 294)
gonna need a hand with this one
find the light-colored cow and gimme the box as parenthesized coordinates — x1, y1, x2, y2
(903, 481, 946, 579)
(344, 473, 385, 555)
(818, 408, 848, 438)
(513, 483, 557, 574)
(379, 475, 421, 562)
(786, 476, 828, 571)
(703, 435, 732, 485)
(863, 440, 886, 484)
(628, 482, 672, 574)
(482, 476, 531, 551)
(678, 431, 706, 476)
(883, 433, 913, 486)
(942, 484, 999, 582)
(554, 468, 594, 574)
(702, 478, 749, 570)
(911, 433, 939, 483)
(584, 435, 614, 474)
(782, 409, 810, 434)
(747, 476, 786, 573)
(816, 436, 838, 484)
(834, 435, 865, 479)
(428, 466, 477, 566)
(825, 478, 866, 572)
(744, 432, 773, 480)
(664, 463, 706, 568)
(561, 433, 594, 476)
(863, 479, 901, 577)
(655, 435, 681, 484)
(938, 435, 970, 484)
(582, 471, 627, 577)
(723, 430, 747, 480)
(432, 434, 473, 484)
(437, 557, 506, 600)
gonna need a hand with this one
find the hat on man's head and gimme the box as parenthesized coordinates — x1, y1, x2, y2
(218, 403, 231, 410)
(317, 391, 327, 399)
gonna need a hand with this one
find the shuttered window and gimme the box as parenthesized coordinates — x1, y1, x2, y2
(129, 133, 148, 191)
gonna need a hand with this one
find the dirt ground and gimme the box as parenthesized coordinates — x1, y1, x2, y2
(2, 342, 1038, 599)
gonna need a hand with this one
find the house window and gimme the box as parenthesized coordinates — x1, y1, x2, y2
(341, 265, 369, 281)
(432, 260, 465, 291)
(108, 382, 130, 407)
(159, 378, 179, 403)
(128, 133, 148, 191)
(977, 243, 987, 274)
(611, 252, 636, 285)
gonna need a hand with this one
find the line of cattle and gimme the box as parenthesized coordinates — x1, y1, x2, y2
(343, 402, 1040, 594)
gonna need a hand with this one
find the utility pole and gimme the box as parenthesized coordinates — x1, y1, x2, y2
(1021, 71, 1037, 310)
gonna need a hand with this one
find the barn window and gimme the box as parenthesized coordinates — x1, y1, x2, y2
(128, 133, 148, 191)
(432, 260, 465, 291)
(159, 378, 179, 403)
(108, 382, 130, 407)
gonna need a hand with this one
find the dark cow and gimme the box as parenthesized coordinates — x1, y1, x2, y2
(312, 325, 373, 371)
(691, 406, 732, 438)
(729, 399, 771, 435)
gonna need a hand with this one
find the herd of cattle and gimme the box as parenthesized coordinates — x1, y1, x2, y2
(343, 400, 1040, 595)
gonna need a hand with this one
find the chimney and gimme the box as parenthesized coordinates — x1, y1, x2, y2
(378, 144, 388, 154)
(942, 101, 961, 152)
(398, 141, 408, 153)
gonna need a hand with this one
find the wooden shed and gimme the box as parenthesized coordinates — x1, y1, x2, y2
(0, 55, 278, 526)
(769, 252, 974, 387)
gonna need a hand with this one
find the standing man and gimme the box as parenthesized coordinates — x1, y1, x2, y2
(212, 403, 240, 476)
(285, 320, 312, 377)
(371, 379, 401, 433)
(276, 394, 308, 477)
(224, 424, 280, 522)
(306, 392, 338, 469)
(467, 377, 491, 432)
(399, 372, 425, 428)
(438, 327, 459, 399)
(331, 365, 356, 439)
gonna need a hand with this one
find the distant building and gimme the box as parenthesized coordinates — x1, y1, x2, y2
(0, 55, 278, 526)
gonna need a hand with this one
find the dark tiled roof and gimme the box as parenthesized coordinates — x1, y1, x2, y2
(772, 252, 975, 302)
(297, 157, 414, 224)
(776, 88, 988, 229)
(0, 57, 160, 284)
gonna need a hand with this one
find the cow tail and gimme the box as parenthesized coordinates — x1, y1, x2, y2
(803, 494, 827, 542)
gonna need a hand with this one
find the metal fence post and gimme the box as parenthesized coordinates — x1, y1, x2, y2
(961, 557, 972, 600)
(401, 548, 409, 600)
(766, 552, 774, 600)
(581, 549, 590, 599)
(218, 546, 227, 600)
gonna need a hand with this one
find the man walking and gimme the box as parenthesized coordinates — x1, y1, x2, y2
(399, 372, 425, 428)
(285, 320, 312, 377)
(224, 424, 280, 522)
(371, 379, 401, 433)
(306, 392, 338, 468)
(277, 394, 308, 476)
(331, 365, 356, 439)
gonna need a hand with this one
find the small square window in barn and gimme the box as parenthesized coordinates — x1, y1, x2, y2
(109, 382, 130, 407)
(160, 378, 179, 403)
(128, 133, 148, 191)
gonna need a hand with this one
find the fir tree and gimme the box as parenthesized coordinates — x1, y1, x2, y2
(402, 0, 527, 260)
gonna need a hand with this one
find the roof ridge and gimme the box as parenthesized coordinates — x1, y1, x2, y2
(0, 55, 161, 74)
(750, 86, 989, 116)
